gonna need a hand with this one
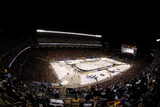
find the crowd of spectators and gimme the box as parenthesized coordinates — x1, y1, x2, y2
(37, 33, 101, 45)
(0, 45, 30, 72)
(31, 47, 107, 60)
(1, 45, 159, 106)
(22, 55, 58, 85)
(1, 31, 160, 106)
(72, 50, 159, 107)
(11, 47, 113, 86)
(37, 37, 101, 45)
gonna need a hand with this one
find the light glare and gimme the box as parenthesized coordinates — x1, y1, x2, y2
(61, 80, 68, 85)
(156, 39, 160, 42)
(37, 29, 102, 38)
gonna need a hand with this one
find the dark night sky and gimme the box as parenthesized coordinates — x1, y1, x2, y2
(0, 5, 160, 47)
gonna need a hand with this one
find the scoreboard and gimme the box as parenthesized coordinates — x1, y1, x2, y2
(121, 44, 137, 55)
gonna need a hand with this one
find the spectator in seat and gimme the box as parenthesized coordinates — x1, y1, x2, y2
(79, 93, 94, 107)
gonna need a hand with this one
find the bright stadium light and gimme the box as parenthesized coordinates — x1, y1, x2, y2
(37, 29, 102, 38)
(156, 39, 160, 42)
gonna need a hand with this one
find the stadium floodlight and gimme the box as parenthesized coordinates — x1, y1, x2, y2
(36, 29, 102, 38)
(156, 39, 160, 42)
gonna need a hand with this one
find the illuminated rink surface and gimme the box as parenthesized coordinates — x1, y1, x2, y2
(50, 58, 131, 88)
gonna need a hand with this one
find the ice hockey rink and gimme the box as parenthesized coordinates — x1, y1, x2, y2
(50, 57, 131, 88)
